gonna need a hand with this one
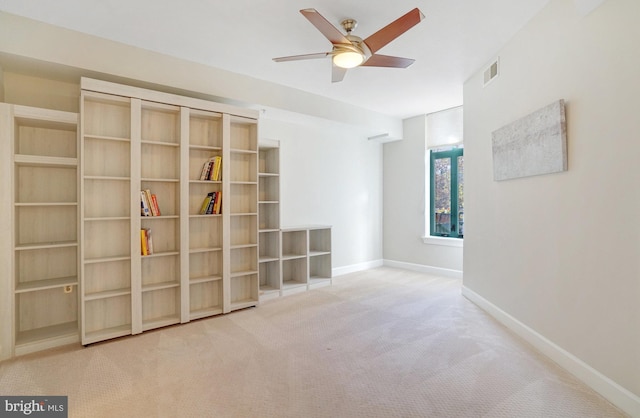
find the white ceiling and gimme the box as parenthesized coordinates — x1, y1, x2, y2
(0, 0, 550, 119)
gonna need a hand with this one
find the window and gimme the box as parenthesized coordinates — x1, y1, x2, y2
(430, 147, 463, 238)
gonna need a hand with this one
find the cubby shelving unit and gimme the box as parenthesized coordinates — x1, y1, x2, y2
(278, 226, 333, 297)
(78, 77, 259, 345)
(7, 104, 80, 356)
(258, 140, 281, 301)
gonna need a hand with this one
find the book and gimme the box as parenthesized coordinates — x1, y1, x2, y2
(199, 158, 213, 180)
(213, 191, 222, 214)
(211, 156, 222, 181)
(141, 229, 148, 255)
(144, 189, 157, 216)
(205, 192, 216, 214)
(146, 228, 154, 255)
(140, 191, 151, 216)
(199, 192, 214, 215)
(150, 194, 161, 216)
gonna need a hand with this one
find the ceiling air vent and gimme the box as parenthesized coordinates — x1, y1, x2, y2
(483, 58, 499, 86)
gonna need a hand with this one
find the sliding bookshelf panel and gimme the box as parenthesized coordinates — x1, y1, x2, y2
(81, 91, 133, 345)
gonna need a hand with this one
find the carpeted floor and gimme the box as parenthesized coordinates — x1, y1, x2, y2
(0, 267, 627, 417)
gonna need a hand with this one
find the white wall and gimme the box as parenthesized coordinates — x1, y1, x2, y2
(463, 0, 640, 410)
(261, 118, 383, 269)
(383, 116, 463, 273)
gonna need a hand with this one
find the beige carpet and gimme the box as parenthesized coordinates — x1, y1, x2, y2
(0, 267, 627, 417)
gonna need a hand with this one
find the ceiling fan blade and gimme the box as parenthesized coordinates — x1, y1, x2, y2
(301, 8, 351, 45)
(273, 52, 331, 62)
(332, 65, 347, 83)
(364, 8, 425, 54)
(361, 54, 415, 68)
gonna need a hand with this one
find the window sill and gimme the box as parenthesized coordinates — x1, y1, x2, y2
(422, 236, 463, 248)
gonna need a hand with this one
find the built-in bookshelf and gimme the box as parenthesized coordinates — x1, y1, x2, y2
(258, 140, 281, 301)
(7, 104, 80, 356)
(80, 91, 134, 344)
(227, 116, 259, 311)
(78, 77, 260, 345)
(187, 109, 224, 320)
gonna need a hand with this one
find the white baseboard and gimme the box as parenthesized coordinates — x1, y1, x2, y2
(383, 259, 463, 279)
(332, 259, 384, 277)
(462, 285, 640, 418)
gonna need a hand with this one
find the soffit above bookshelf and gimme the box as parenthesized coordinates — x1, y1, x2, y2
(80, 78, 259, 120)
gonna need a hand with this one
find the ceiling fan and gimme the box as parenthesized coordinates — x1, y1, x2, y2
(273, 8, 425, 82)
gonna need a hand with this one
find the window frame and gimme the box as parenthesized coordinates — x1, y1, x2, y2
(429, 147, 464, 239)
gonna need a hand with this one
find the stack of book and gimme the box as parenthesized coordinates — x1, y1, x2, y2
(200, 156, 222, 181)
(199, 191, 222, 215)
(141, 189, 161, 216)
(140, 228, 154, 255)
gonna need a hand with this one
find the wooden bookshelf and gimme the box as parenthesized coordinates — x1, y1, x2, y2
(77, 78, 260, 345)
(5, 104, 80, 356)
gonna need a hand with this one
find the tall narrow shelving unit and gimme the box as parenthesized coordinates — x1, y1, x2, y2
(80, 91, 135, 344)
(186, 109, 224, 320)
(226, 116, 259, 311)
(10, 104, 80, 356)
(139, 101, 182, 331)
(258, 139, 280, 301)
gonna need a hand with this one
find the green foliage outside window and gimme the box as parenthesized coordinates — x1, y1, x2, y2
(430, 147, 463, 238)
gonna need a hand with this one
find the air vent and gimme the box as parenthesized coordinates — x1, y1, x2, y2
(483, 58, 499, 86)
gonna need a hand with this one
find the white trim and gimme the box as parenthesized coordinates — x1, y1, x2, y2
(384, 259, 463, 279)
(462, 286, 640, 418)
(332, 259, 384, 277)
(422, 235, 464, 247)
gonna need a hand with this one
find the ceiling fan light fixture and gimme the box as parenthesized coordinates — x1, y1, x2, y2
(333, 51, 364, 69)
